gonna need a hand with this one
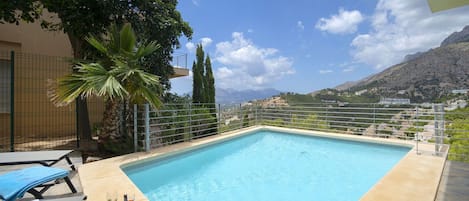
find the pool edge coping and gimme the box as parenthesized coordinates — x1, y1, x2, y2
(78, 126, 446, 201)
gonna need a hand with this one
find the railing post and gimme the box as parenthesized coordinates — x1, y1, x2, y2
(255, 104, 258, 125)
(189, 103, 192, 141)
(239, 103, 243, 129)
(325, 105, 329, 126)
(434, 104, 444, 156)
(10, 51, 14, 152)
(373, 104, 376, 136)
(217, 104, 221, 134)
(133, 104, 138, 152)
(416, 106, 420, 155)
(144, 104, 150, 152)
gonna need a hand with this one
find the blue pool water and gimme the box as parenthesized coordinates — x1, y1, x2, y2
(123, 131, 411, 201)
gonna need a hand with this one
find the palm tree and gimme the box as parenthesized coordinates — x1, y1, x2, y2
(49, 23, 162, 146)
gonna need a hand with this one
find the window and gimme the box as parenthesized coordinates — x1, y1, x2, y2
(0, 60, 11, 113)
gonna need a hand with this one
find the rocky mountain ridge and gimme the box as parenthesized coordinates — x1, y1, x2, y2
(333, 26, 469, 102)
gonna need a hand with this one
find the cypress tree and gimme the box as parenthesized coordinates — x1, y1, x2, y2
(205, 55, 217, 134)
(205, 55, 215, 104)
(192, 61, 201, 103)
(192, 44, 205, 103)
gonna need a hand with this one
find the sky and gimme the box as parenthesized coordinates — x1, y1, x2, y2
(170, 0, 469, 95)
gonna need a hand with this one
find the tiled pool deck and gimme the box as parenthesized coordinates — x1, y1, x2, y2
(79, 126, 446, 201)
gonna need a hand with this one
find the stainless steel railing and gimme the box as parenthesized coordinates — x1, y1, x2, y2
(133, 102, 469, 162)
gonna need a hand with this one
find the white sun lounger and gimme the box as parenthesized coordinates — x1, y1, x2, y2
(0, 150, 76, 171)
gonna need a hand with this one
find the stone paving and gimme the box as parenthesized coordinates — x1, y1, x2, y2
(1, 143, 468, 201)
(436, 160, 469, 201)
(0, 151, 84, 201)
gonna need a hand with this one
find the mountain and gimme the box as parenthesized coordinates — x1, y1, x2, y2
(216, 88, 281, 104)
(334, 25, 469, 103)
(403, 51, 424, 62)
(334, 80, 359, 91)
(441, 25, 469, 47)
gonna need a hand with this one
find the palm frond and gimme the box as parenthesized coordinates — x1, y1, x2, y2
(119, 23, 136, 53)
(85, 36, 108, 55)
(50, 23, 162, 109)
(109, 23, 121, 53)
(134, 41, 160, 59)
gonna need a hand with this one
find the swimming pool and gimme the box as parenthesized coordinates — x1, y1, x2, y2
(123, 130, 411, 201)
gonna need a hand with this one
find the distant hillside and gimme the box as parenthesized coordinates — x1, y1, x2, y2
(441, 25, 469, 47)
(334, 25, 469, 103)
(283, 90, 378, 104)
(216, 88, 281, 104)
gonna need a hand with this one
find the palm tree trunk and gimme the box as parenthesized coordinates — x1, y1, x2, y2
(101, 99, 120, 142)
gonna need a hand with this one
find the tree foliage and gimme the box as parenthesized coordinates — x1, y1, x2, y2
(0, 0, 192, 140)
(49, 24, 162, 154)
(446, 106, 469, 162)
(205, 55, 215, 104)
(192, 44, 205, 103)
(191, 44, 216, 104)
(0, 1, 192, 75)
(190, 44, 217, 135)
(291, 114, 329, 130)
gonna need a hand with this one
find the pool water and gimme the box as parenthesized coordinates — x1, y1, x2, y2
(123, 131, 411, 201)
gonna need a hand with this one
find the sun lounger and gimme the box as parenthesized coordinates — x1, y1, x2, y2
(38, 194, 87, 201)
(0, 166, 77, 201)
(0, 150, 76, 171)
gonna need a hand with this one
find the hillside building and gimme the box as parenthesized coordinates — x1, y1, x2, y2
(379, 98, 411, 105)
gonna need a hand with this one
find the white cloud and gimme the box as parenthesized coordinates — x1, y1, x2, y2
(200, 37, 213, 47)
(185, 42, 195, 52)
(337, 61, 358, 73)
(342, 67, 354, 72)
(192, 0, 199, 6)
(315, 8, 364, 34)
(319, 70, 333, 74)
(297, 21, 305, 30)
(247, 29, 254, 33)
(351, 0, 469, 69)
(185, 37, 213, 52)
(214, 32, 295, 89)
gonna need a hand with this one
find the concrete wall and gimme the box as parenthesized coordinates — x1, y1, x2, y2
(0, 14, 95, 150)
(0, 11, 185, 150)
(0, 12, 72, 57)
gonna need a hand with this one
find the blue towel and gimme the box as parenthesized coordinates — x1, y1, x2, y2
(0, 166, 69, 201)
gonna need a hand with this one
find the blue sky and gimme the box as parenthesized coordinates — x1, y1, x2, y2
(170, 0, 469, 95)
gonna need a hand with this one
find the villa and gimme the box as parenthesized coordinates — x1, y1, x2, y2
(0, 14, 189, 152)
(1, 1, 469, 201)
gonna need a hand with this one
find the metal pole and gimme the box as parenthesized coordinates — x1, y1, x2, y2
(325, 105, 329, 126)
(10, 51, 14, 152)
(255, 104, 258, 125)
(133, 104, 138, 152)
(144, 104, 150, 152)
(239, 103, 243, 129)
(189, 103, 192, 141)
(217, 104, 221, 134)
(373, 104, 376, 136)
(416, 106, 419, 155)
(434, 104, 444, 156)
(440, 105, 445, 156)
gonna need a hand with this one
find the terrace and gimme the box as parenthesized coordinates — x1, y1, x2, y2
(1, 65, 469, 200)
(1, 99, 469, 200)
(1, 1, 469, 200)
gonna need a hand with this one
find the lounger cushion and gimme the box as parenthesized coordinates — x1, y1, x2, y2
(0, 166, 69, 201)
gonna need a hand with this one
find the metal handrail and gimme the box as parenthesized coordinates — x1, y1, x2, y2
(134, 103, 469, 161)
